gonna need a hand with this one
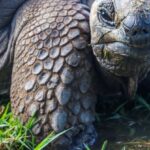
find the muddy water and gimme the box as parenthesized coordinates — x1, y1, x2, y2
(91, 117, 150, 150)
(90, 92, 150, 150)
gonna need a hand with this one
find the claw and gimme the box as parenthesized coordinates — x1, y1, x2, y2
(68, 125, 97, 150)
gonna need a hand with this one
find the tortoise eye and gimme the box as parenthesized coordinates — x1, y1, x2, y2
(100, 9, 112, 22)
(98, 6, 115, 27)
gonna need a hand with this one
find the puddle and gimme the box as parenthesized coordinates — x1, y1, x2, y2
(91, 110, 150, 150)
(92, 120, 150, 149)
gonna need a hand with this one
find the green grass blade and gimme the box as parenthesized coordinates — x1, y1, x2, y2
(137, 96, 150, 111)
(1, 103, 10, 119)
(101, 140, 108, 150)
(18, 139, 32, 150)
(84, 144, 91, 150)
(114, 101, 128, 113)
(121, 146, 126, 150)
(34, 128, 71, 150)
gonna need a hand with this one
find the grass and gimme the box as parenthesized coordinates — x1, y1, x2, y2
(0, 103, 35, 150)
(101, 140, 108, 150)
(1, 94, 150, 150)
(34, 129, 70, 150)
(0, 103, 70, 150)
(84, 140, 108, 150)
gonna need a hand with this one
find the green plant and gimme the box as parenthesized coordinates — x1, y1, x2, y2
(136, 95, 150, 111)
(34, 129, 70, 150)
(0, 103, 70, 150)
(0, 103, 36, 150)
(101, 140, 108, 150)
(84, 144, 91, 150)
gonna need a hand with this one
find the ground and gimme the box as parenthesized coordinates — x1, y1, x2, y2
(1, 94, 150, 150)
(93, 94, 150, 150)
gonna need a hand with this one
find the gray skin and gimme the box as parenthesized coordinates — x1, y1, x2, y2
(1, 0, 150, 149)
(90, 0, 150, 98)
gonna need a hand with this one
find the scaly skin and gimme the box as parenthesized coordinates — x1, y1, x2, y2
(90, 0, 150, 98)
(10, 0, 97, 149)
(1, 0, 150, 149)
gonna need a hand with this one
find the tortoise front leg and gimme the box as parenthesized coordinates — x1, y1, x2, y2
(10, 0, 97, 149)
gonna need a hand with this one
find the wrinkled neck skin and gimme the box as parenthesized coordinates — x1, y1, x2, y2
(90, 0, 150, 98)
(97, 58, 149, 99)
(93, 44, 150, 99)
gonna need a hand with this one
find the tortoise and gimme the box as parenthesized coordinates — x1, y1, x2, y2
(1, 0, 150, 149)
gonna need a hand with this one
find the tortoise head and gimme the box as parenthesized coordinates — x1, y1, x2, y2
(90, 0, 150, 97)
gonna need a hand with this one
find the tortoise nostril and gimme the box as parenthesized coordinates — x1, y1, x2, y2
(143, 29, 148, 34)
(123, 14, 150, 37)
(130, 29, 149, 36)
(124, 27, 130, 34)
(132, 31, 137, 36)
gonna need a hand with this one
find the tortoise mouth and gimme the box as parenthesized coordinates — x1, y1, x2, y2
(105, 42, 150, 58)
(93, 42, 150, 59)
(92, 42, 150, 78)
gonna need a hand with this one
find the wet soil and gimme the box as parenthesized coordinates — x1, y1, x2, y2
(92, 96, 150, 150)
(92, 119, 150, 150)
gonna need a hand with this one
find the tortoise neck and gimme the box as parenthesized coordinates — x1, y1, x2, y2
(98, 65, 139, 100)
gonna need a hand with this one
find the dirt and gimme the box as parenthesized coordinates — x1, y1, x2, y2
(91, 116, 150, 150)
